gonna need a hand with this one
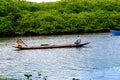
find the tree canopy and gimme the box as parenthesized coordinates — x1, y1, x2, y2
(0, 0, 120, 36)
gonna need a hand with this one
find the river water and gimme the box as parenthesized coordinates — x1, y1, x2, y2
(0, 33, 120, 80)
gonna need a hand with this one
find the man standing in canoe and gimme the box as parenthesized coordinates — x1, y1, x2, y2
(74, 35, 81, 44)
(15, 38, 28, 47)
(15, 38, 22, 47)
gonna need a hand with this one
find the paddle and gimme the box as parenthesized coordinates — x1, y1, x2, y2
(20, 39, 28, 47)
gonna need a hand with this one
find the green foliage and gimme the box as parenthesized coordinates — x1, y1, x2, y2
(72, 77, 79, 80)
(0, 78, 16, 80)
(24, 73, 32, 80)
(37, 71, 42, 77)
(43, 76, 47, 80)
(1, 0, 120, 36)
(24, 71, 48, 80)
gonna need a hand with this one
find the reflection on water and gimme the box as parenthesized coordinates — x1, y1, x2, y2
(0, 33, 120, 80)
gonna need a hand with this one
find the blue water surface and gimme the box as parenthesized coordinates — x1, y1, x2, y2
(0, 33, 120, 80)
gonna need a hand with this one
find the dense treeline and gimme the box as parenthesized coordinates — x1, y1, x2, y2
(0, 0, 120, 36)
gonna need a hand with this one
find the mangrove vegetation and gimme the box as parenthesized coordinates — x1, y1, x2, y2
(0, 0, 120, 37)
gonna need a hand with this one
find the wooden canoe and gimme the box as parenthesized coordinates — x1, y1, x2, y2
(13, 42, 90, 50)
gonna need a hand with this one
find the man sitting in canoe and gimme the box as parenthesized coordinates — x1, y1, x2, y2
(74, 35, 81, 44)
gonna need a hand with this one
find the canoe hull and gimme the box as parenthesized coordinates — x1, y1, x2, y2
(110, 30, 120, 35)
(14, 42, 90, 50)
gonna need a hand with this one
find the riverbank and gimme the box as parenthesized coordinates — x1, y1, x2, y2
(0, 0, 120, 37)
(0, 78, 16, 80)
